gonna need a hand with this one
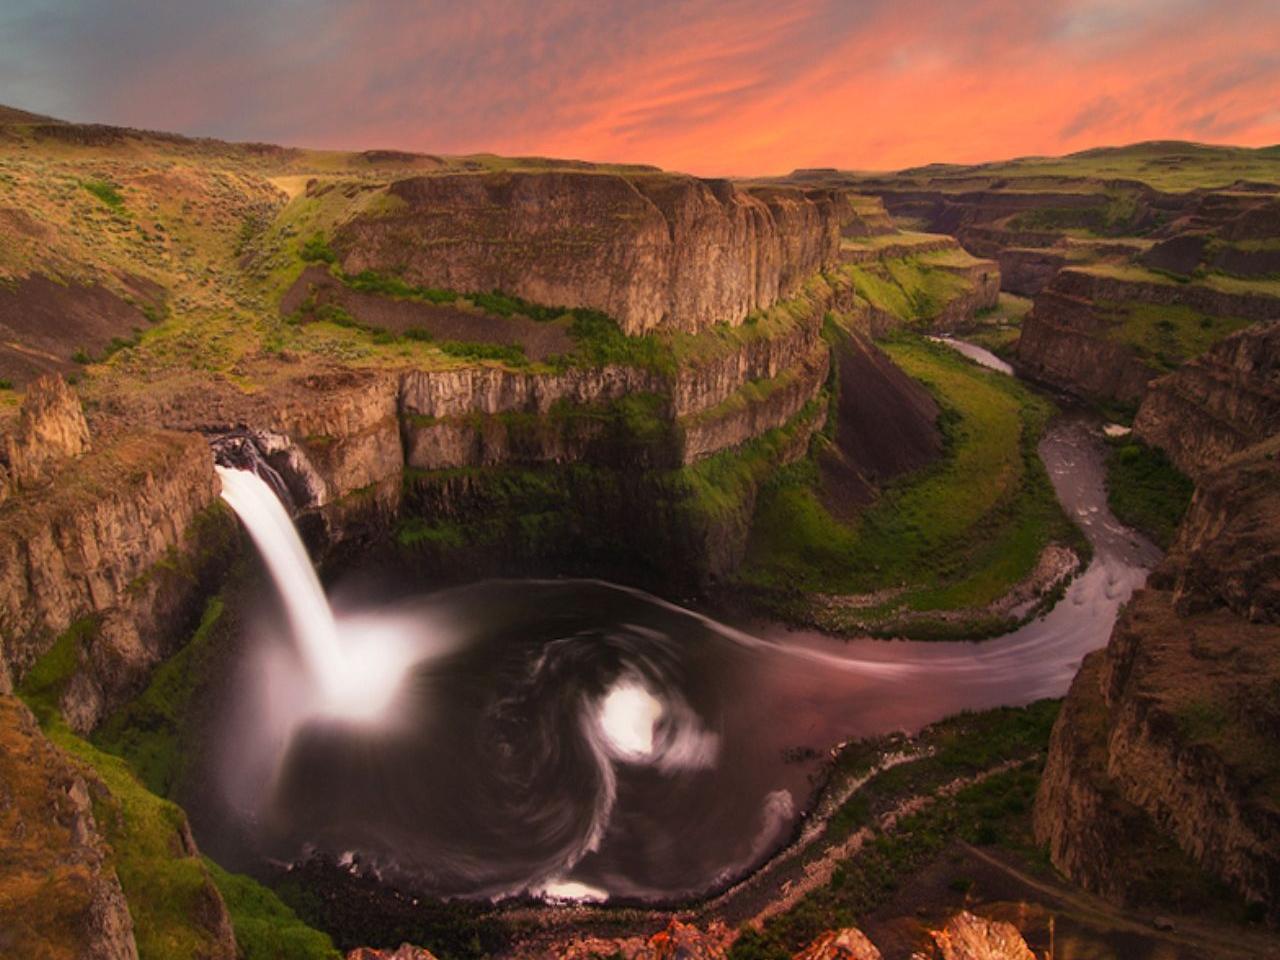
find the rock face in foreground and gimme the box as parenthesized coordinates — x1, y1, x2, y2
(1035, 434, 1280, 915)
(925, 911, 1036, 960)
(1133, 322, 1280, 478)
(0, 696, 136, 960)
(347, 913, 1037, 960)
(335, 172, 844, 335)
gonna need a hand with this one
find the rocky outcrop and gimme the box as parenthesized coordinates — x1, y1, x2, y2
(681, 345, 829, 464)
(504, 919, 732, 960)
(1047, 268, 1280, 325)
(0, 695, 137, 960)
(0, 374, 91, 503)
(1132, 322, 1280, 478)
(1035, 435, 1280, 916)
(933, 263, 1001, 332)
(348, 946, 439, 960)
(862, 187, 1118, 239)
(793, 928, 881, 960)
(335, 172, 844, 335)
(925, 911, 1035, 960)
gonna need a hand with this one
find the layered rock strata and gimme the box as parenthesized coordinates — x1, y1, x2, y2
(1132, 322, 1280, 477)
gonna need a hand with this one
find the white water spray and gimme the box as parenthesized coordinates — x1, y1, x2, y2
(216, 465, 412, 722)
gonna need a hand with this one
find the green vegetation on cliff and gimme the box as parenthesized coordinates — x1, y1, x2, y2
(205, 860, 341, 960)
(1104, 439, 1194, 548)
(93, 597, 225, 796)
(309, 266, 677, 373)
(394, 398, 823, 589)
(739, 334, 1082, 633)
(842, 257, 974, 326)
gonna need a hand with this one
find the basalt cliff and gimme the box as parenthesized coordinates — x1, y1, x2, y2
(1034, 329, 1280, 917)
(335, 173, 844, 336)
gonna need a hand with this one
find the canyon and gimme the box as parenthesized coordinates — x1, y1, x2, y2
(0, 108, 1277, 960)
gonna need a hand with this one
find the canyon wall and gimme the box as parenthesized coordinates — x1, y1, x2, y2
(1016, 268, 1280, 406)
(0, 386, 231, 730)
(334, 172, 845, 335)
(0, 695, 138, 959)
(1035, 429, 1280, 915)
(1132, 322, 1280, 477)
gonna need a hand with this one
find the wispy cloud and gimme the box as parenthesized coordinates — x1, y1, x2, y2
(0, 0, 1277, 174)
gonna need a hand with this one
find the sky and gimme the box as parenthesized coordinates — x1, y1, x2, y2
(2, 0, 1279, 176)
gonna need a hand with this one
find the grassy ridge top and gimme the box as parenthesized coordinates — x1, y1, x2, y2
(0, 102, 663, 179)
(789, 141, 1280, 194)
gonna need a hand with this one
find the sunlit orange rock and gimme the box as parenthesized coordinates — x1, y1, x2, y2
(793, 927, 883, 960)
(923, 911, 1035, 960)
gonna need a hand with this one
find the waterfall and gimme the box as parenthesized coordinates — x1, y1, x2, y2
(216, 465, 348, 701)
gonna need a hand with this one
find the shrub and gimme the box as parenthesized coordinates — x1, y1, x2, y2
(299, 234, 337, 264)
(81, 178, 124, 209)
(438, 340, 528, 365)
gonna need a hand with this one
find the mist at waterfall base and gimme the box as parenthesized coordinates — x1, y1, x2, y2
(205, 415, 1156, 904)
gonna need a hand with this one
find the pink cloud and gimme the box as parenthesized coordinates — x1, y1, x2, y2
(4, 0, 1278, 174)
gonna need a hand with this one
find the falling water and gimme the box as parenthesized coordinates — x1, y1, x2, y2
(216, 466, 349, 701)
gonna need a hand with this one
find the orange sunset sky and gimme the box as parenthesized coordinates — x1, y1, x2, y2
(3, 0, 1279, 175)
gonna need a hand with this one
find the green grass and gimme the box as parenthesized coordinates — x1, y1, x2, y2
(438, 340, 528, 365)
(740, 335, 1081, 622)
(966, 293, 1030, 357)
(81, 177, 125, 209)
(1104, 439, 1194, 548)
(842, 258, 972, 327)
(1098, 301, 1255, 372)
(896, 142, 1280, 193)
(681, 400, 824, 530)
(330, 268, 676, 373)
(299, 233, 337, 264)
(205, 860, 340, 960)
(16, 617, 97, 724)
